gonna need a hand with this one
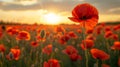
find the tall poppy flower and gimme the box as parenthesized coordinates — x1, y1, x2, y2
(68, 3, 99, 30)
(43, 59, 60, 67)
(90, 48, 110, 60)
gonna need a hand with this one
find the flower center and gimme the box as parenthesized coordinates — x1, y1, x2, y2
(80, 16, 91, 20)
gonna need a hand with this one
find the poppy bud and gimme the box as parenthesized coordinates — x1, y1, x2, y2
(9, 52, 14, 60)
(40, 29, 46, 38)
(0, 53, 3, 59)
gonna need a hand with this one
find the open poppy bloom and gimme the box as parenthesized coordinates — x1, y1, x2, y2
(118, 57, 120, 67)
(0, 44, 6, 52)
(63, 45, 82, 61)
(102, 64, 110, 67)
(90, 48, 110, 60)
(80, 39, 94, 50)
(59, 34, 70, 45)
(6, 27, 19, 36)
(6, 48, 21, 60)
(68, 31, 78, 39)
(16, 31, 30, 41)
(54, 26, 65, 34)
(111, 41, 120, 50)
(43, 59, 60, 67)
(0, 31, 3, 39)
(42, 44, 52, 55)
(68, 3, 99, 30)
(30, 41, 39, 47)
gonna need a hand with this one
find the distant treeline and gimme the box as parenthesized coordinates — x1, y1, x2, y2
(0, 20, 120, 25)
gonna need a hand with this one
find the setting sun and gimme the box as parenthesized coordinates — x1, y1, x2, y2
(43, 13, 61, 25)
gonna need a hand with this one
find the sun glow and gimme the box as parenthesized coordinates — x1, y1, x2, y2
(43, 13, 61, 25)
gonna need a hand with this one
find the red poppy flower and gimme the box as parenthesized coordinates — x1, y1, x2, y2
(96, 25, 103, 31)
(6, 27, 19, 36)
(0, 44, 5, 52)
(36, 35, 46, 42)
(54, 26, 65, 33)
(63, 45, 82, 61)
(111, 41, 120, 50)
(80, 39, 94, 50)
(100, 23, 106, 27)
(86, 34, 95, 40)
(68, 3, 99, 30)
(42, 44, 52, 55)
(63, 45, 78, 55)
(69, 53, 82, 61)
(59, 34, 70, 45)
(31, 41, 39, 47)
(104, 31, 113, 39)
(43, 59, 60, 67)
(0, 31, 3, 39)
(77, 29, 82, 34)
(102, 64, 110, 67)
(6, 48, 21, 60)
(112, 34, 118, 41)
(68, 31, 78, 39)
(118, 57, 120, 67)
(16, 31, 30, 41)
(113, 24, 120, 31)
(86, 29, 94, 34)
(104, 26, 111, 32)
(90, 48, 110, 60)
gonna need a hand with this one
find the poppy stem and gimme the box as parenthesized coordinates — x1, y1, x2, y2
(40, 40, 43, 67)
(96, 59, 99, 67)
(82, 22, 89, 67)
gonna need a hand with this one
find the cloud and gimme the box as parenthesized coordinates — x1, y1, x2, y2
(15, 1, 37, 6)
(108, 7, 120, 14)
(13, 0, 38, 5)
(0, 0, 38, 6)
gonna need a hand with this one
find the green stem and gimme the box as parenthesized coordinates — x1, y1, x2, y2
(96, 59, 99, 67)
(82, 22, 89, 67)
(40, 40, 44, 67)
(106, 40, 112, 65)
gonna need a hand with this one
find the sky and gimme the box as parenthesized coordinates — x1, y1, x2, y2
(0, 0, 120, 24)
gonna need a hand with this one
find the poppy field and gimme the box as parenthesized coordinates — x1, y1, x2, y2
(0, 22, 120, 67)
(0, 2, 120, 67)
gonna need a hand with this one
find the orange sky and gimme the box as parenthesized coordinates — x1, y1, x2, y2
(0, 0, 120, 24)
